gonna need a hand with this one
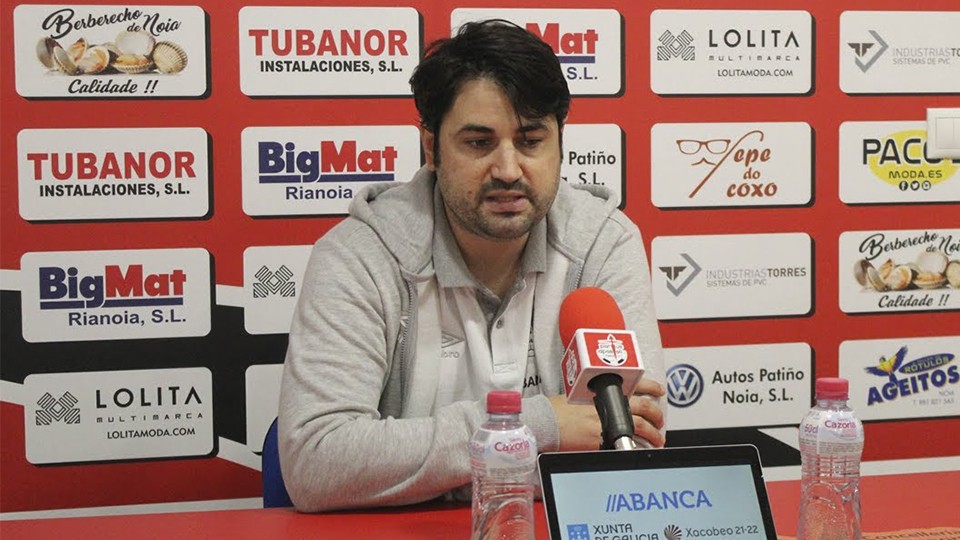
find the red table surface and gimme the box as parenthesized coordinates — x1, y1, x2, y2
(2, 470, 958, 539)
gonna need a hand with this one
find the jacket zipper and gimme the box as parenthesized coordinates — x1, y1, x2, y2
(398, 278, 414, 404)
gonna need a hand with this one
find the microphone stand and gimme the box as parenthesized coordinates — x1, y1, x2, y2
(588, 373, 638, 450)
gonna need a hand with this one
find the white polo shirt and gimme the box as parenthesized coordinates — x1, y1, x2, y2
(424, 195, 547, 412)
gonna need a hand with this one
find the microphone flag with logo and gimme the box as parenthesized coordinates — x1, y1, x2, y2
(559, 287, 644, 450)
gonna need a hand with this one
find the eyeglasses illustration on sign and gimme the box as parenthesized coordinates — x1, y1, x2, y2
(674, 130, 766, 197)
(676, 138, 731, 161)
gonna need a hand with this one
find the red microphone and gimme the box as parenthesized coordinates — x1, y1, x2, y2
(559, 288, 644, 450)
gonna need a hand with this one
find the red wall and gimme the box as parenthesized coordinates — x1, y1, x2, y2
(2, 0, 958, 515)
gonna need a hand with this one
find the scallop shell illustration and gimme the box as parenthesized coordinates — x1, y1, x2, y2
(855, 259, 886, 291)
(854, 259, 869, 287)
(877, 258, 894, 280)
(152, 41, 188, 74)
(36, 37, 60, 69)
(52, 46, 81, 75)
(77, 46, 112, 74)
(116, 31, 156, 56)
(883, 265, 915, 291)
(916, 250, 948, 274)
(112, 54, 154, 74)
(101, 42, 122, 57)
(913, 271, 947, 290)
(946, 260, 960, 288)
(66, 37, 88, 62)
(663, 524, 682, 540)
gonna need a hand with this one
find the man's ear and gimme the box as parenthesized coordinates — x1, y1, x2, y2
(420, 126, 436, 171)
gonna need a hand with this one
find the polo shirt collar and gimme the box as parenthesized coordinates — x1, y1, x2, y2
(432, 182, 547, 290)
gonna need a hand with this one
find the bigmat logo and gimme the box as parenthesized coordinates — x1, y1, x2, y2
(666, 343, 811, 430)
(839, 229, 960, 314)
(562, 124, 624, 206)
(241, 126, 419, 216)
(840, 336, 959, 421)
(243, 245, 312, 334)
(24, 368, 214, 464)
(238, 7, 420, 96)
(18, 127, 209, 221)
(20, 248, 211, 342)
(650, 10, 812, 95)
(651, 122, 812, 208)
(840, 12, 960, 94)
(451, 8, 622, 96)
(13, 5, 208, 98)
(652, 233, 811, 320)
(839, 121, 960, 204)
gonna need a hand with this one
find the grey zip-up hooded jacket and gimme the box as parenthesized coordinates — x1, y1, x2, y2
(279, 166, 664, 512)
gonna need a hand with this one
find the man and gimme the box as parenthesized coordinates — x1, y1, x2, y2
(279, 20, 665, 512)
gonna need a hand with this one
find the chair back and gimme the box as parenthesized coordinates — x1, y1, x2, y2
(262, 417, 293, 508)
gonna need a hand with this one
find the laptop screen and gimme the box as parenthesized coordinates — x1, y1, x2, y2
(538, 445, 777, 540)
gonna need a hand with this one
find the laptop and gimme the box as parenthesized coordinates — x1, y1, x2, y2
(538, 444, 778, 540)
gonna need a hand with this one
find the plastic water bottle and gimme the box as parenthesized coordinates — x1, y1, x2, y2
(797, 377, 864, 540)
(469, 390, 537, 540)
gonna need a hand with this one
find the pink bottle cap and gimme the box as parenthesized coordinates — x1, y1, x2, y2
(486, 391, 522, 414)
(816, 377, 849, 400)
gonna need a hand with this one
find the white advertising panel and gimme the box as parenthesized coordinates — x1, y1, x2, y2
(20, 248, 211, 342)
(243, 245, 313, 335)
(839, 121, 960, 204)
(840, 336, 959, 421)
(651, 122, 812, 208)
(652, 233, 812, 320)
(451, 8, 622, 96)
(839, 229, 960, 314)
(840, 11, 960, 94)
(665, 343, 812, 430)
(245, 363, 284, 453)
(24, 368, 214, 464)
(241, 125, 420, 216)
(18, 127, 210, 221)
(650, 10, 813, 95)
(238, 7, 421, 96)
(14, 5, 207, 98)
(562, 124, 623, 207)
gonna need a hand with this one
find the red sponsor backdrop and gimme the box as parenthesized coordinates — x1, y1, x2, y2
(2, 0, 958, 515)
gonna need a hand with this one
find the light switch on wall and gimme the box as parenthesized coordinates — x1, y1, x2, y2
(926, 108, 960, 159)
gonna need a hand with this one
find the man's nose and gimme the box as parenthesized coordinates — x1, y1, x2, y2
(491, 143, 523, 183)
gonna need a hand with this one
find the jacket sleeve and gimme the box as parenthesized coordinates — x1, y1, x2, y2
(277, 226, 555, 512)
(582, 212, 668, 434)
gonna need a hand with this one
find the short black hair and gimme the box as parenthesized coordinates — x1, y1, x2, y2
(410, 19, 571, 138)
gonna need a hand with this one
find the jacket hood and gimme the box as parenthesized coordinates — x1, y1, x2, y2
(347, 166, 621, 275)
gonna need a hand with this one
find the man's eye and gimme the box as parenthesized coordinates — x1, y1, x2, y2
(466, 139, 491, 149)
(519, 138, 543, 148)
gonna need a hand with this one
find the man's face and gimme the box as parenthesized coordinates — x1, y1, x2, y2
(422, 77, 562, 242)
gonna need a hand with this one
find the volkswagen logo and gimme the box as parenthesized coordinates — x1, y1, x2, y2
(667, 364, 703, 408)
